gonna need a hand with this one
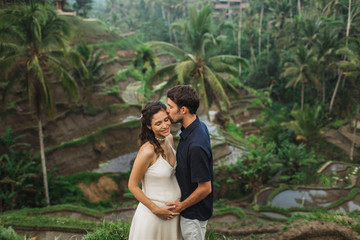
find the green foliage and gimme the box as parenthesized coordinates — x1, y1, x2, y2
(66, 172, 103, 185)
(0, 127, 30, 149)
(224, 122, 244, 141)
(276, 142, 318, 185)
(90, 36, 141, 57)
(206, 227, 234, 240)
(0, 226, 22, 240)
(0, 3, 84, 118)
(73, 43, 106, 100)
(239, 135, 277, 192)
(0, 211, 98, 230)
(82, 221, 130, 240)
(281, 104, 326, 146)
(73, 0, 93, 18)
(148, 5, 248, 115)
(213, 163, 245, 199)
(288, 210, 352, 227)
(320, 174, 335, 186)
(0, 127, 95, 211)
(47, 170, 86, 206)
(0, 128, 39, 211)
(215, 134, 277, 195)
(123, 188, 135, 199)
(246, 51, 281, 89)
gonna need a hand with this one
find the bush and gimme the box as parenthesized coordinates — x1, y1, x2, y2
(0, 226, 22, 240)
(82, 221, 130, 240)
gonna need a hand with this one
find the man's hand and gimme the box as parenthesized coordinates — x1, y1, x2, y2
(166, 201, 184, 213)
(152, 205, 179, 220)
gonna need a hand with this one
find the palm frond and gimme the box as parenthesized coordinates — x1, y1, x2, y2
(157, 75, 178, 97)
(215, 74, 239, 96)
(0, 54, 21, 80)
(204, 66, 230, 109)
(148, 64, 177, 87)
(175, 60, 194, 84)
(61, 70, 80, 103)
(28, 55, 49, 105)
(146, 41, 187, 60)
(209, 55, 249, 68)
(209, 61, 239, 77)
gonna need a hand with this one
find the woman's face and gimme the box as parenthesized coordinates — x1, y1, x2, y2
(149, 110, 171, 138)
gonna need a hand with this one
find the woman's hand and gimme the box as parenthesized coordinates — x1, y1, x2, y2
(152, 205, 179, 220)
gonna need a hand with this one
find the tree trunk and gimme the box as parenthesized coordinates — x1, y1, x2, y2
(267, 22, 270, 58)
(297, 0, 301, 15)
(346, 0, 352, 45)
(350, 110, 358, 161)
(250, 45, 257, 70)
(38, 118, 50, 206)
(173, 30, 178, 47)
(238, 6, 242, 73)
(142, 73, 146, 107)
(301, 80, 304, 111)
(161, 5, 166, 20)
(329, 70, 343, 112)
(167, 10, 173, 43)
(258, 0, 264, 56)
(322, 76, 326, 104)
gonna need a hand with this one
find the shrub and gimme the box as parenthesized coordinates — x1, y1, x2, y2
(0, 226, 22, 240)
(82, 221, 130, 240)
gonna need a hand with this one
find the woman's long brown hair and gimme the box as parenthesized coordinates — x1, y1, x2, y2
(139, 101, 166, 157)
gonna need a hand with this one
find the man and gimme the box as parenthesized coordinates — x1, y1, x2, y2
(166, 85, 213, 240)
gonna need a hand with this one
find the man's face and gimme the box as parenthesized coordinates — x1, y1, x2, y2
(166, 98, 183, 124)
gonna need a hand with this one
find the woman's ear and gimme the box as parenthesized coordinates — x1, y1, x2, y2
(147, 125, 152, 130)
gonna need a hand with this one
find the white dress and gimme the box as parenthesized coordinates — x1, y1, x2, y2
(129, 148, 182, 240)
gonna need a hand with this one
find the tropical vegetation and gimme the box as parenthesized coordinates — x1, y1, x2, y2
(0, 0, 360, 238)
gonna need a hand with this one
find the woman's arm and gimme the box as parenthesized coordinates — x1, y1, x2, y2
(128, 143, 178, 220)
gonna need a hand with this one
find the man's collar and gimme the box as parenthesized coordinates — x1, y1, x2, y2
(180, 116, 200, 140)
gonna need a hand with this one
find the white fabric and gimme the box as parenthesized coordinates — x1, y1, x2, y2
(180, 217, 207, 240)
(129, 151, 182, 240)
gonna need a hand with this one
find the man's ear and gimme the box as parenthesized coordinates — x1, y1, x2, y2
(181, 106, 188, 114)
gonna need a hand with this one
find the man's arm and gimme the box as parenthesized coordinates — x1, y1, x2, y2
(169, 181, 211, 212)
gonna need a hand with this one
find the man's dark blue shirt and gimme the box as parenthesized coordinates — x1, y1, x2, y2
(176, 116, 213, 221)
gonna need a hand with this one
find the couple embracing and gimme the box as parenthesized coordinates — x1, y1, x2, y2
(128, 85, 213, 240)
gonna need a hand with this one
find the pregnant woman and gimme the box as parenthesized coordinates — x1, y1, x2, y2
(128, 101, 181, 240)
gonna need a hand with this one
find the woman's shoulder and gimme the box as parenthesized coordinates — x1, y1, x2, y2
(166, 134, 175, 148)
(138, 142, 156, 158)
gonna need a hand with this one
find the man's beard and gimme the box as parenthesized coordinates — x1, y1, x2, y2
(169, 111, 182, 124)
(169, 117, 182, 124)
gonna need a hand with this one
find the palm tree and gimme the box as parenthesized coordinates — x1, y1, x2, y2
(147, 6, 248, 115)
(336, 38, 360, 83)
(269, 0, 291, 31)
(0, 3, 85, 206)
(300, 18, 322, 48)
(280, 46, 320, 111)
(315, 27, 339, 103)
(281, 104, 325, 147)
(258, 0, 266, 56)
(336, 38, 360, 160)
(297, 0, 302, 15)
(132, 44, 157, 106)
(241, 5, 258, 68)
(74, 43, 106, 103)
(328, 0, 359, 112)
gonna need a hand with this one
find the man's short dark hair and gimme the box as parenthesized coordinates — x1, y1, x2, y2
(167, 85, 199, 114)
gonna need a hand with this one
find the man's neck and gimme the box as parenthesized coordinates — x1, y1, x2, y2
(182, 114, 197, 129)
